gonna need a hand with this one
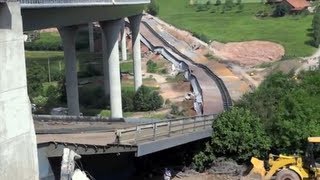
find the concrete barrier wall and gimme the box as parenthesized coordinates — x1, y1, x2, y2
(140, 34, 204, 115)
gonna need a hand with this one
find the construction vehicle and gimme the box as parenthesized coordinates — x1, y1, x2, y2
(247, 137, 320, 180)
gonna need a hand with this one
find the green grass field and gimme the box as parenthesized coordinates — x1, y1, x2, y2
(25, 51, 134, 75)
(158, 0, 316, 57)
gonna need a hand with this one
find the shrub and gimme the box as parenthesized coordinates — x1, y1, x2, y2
(45, 85, 61, 107)
(146, 0, 160, 16)
(147, 60, 158, 73)
(192, 31, 210, 43)
(122, 90, 135, 112)
(195, 4, 209, 12)
(192, 143, 215, 172)
(215, 0, 221, 6)
(211, 107, 271, 162)
(313, 7, 320, 46)
(223, 0, 234, 11)
(133, 85, 163, 111)
(32, 95, 48, 107)
(273, 3, 290, 17)
(26, 61, 47, 97)
(238, 71, 320, 153)
(170, 104, 184, 116)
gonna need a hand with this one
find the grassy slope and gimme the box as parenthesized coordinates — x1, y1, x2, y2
(158, 0, 316, 57)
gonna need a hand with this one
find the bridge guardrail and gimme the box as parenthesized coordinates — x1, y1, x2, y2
(19, 0, 150, 8)
(115, 114, 216, 144)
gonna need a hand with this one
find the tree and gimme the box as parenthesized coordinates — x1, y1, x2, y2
(210, 107, 271, 162)
(238, 71, 320, 153)
(223, 0, 234, 11)
(273, 3, 290, 17)
(146, 0, 160, 16)
(26, 61, 47, 97)
(215, 0, 221, 6)
(313, 7, 320, 46)
(133, 85, 163, 111)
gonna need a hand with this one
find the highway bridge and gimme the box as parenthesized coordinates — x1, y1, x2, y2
(0, 0, 233, 179)
(0, 1, 149, 179)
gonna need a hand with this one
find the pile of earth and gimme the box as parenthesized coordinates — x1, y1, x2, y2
(210, 41, 285, 67)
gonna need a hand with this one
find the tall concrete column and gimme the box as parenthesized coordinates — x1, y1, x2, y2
(101, 32, 110, 96)
(129, 14, 143, 91)
(58, 26, 80, 116)
(120, 22, 127, 61)
(0, 2, 39, 179)
(88, 22, 94, 52)
(100, 19, 123, 118)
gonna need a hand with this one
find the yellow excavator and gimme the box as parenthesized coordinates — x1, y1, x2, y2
(246, 137, 320, 180)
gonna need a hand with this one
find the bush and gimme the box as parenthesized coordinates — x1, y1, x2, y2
(146, 0, 160, 16)
(211, 107, 271, 162)
(195, 4, 210, 12)
(313, 7, 320, 46)
(238, 71, 320, 153)
(273, 3, 290, 17)
(192, 31, 210, 43)
(122, 90, 135, 112)
(26, 61, 47, 97)
(192, 143, 215, 172)
(223, 0, 234, 11)
(215, 0, 221, 6)
(32, 95, 48, 107)
(45, 85, 61, 107)
(170, 104, 184, 116)
(147, 60, 158, 73)
(133, 85, 163, 111)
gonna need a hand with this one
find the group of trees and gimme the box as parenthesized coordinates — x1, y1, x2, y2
(193, 69, 320, 171)
(194, 0, 244, 13)
(313, 6, 320, 46)
(146, 0, 159, 16)
(132, 85, 164, 111)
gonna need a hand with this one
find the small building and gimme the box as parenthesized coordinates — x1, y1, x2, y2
(283, 0, 310, 12)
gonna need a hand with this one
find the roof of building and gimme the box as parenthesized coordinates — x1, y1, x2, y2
(285, 0, 310, 10)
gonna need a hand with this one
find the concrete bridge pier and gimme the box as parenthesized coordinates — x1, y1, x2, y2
(58, 26, 80, 116)
(0, 2, 39, 179)
(121, 21, 127, 61)
(100, 19, 123, 118)
(88, 22, 94, 52)
(101, 32, 110, 97)
(129, 14, 143, 91)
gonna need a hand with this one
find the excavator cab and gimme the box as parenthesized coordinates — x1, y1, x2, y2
(303, 137, 320, 178)
(246, 137, 320, 180)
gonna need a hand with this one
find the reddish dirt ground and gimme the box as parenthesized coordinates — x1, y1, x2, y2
(210, 41, 285, 67)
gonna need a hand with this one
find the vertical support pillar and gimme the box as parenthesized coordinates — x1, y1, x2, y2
(129, 14, 143, 91)
(101, 31, 110, 97)
(100, 19, 123, 118)
(0, 2, 39, 179)
(88, 22, 94, 52)
(120, 21, 127, 61)
(58, 26, 80, 116)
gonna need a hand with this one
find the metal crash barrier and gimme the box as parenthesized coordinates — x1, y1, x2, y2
(115, 114, 216, 144)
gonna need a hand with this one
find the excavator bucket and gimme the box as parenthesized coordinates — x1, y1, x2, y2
(242, 157, 266, 180)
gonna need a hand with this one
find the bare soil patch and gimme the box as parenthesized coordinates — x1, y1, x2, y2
(210, 41, 285, 67)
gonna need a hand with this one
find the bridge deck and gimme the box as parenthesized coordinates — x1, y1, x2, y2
(35, 114, 216, 157)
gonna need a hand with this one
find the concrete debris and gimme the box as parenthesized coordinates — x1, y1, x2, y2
(72, 169, 90, 180)
(60, 148, 82, 180)
(208, 158, 246, 176)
